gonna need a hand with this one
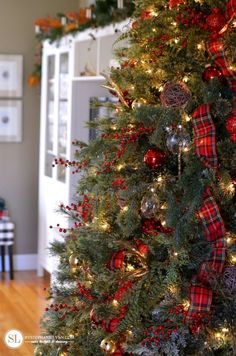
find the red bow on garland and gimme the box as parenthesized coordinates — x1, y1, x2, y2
(188, 0, 236, 319)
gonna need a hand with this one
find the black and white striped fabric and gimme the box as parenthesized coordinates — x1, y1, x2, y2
(0, 220, 14, 246)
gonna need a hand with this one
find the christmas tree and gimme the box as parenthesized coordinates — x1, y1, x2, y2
(35, 0, 236, 355)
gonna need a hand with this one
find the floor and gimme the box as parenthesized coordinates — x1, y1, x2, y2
(0, 270, 50, 356)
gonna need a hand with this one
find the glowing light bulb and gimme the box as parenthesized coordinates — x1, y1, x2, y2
(157, 176, 163, 182)
(171, 21, 177, 26)
(183, 76, 189, 83)
(159, 86, 164, 92)
(173, 251, 178, 256)
(197, 43, 204, 50)
(215, 332, 221, 339)
(112, 299, 119, 307)
(100, 222, 109, 231)
(121, 206, 128, 212)
(117, 164, 124, 171)
(174, 38, 179, 44)
(222, 328, 229, 333)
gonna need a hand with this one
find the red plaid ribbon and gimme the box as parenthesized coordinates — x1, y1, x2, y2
(197, 188, 225, 242)
(207, 39, 236, 94)
(226, 0, 236, 19)
(188, 1, 235, 318)
(188, 285, 213, 314)
(192, 104, 218, 170)
(188, 189, 226, 315)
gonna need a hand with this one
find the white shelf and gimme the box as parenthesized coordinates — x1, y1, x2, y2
(72, 75, 105, 82)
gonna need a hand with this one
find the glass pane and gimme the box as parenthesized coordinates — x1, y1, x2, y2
(57, 162, 66, 183)
(60, 53, 69, 74)
(89, 97, 118, 141)
(48, 55, 55, 79)
(59, 74, 69, 100)
(45, 153, 55, 177)
(58, 123, 67, 156)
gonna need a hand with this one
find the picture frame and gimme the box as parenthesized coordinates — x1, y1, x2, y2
(0, 100, 22, 142)
(0, 55, 23, 97)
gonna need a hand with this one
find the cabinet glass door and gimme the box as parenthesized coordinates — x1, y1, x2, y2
(57, 52, 69, 182)
(45, 55, 55, 178)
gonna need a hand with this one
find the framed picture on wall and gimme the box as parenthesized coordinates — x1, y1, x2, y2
(0, 55, 23, 97)
(0, 100, 22, 142)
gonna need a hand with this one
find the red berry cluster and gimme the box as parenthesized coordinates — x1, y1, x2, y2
(142, 325, 178, 347)
(114, 281, 133, 301)
(112, 177, 127, 190)
(98, 125, 154, 174)
(62, 195, 93, 222)
(176, 8, 207, 29)
(45, 303, 79, 321)
(77, 281, 95, 301)
(53, 157, 89, 174)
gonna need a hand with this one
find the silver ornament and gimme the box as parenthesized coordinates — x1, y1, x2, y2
(166, 125, 190, 154)
(141, 185, 160, 218)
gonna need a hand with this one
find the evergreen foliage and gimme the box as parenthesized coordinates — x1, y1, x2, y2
(36, 1, 236, 355)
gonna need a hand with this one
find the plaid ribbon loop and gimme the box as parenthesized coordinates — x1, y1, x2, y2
(192, 104, 218, 170)
(188, 189, 226, 316)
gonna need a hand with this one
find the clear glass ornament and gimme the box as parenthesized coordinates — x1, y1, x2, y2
(141, 185, 160, 218)
(166, 125, 190, 154)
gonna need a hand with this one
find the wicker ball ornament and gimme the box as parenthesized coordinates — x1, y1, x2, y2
(224, 266, 236, 293)
(160, 81, 191, 108)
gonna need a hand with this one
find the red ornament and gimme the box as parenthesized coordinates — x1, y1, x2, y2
(206, 8, 226, 32)
(226, 110, 236, 135)
(232, 172, 236, 185)
(144, 148, 166, 169)
(140, 9, 153, 20)
(230, 134, 236, 143)
(202, 65, 223, 82)
(169, 0, 184, 9)
(107, 250, 125, 270)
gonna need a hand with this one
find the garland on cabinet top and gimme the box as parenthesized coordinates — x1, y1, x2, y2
(28, 0, 135, 87)
(35, 0, 236, 355)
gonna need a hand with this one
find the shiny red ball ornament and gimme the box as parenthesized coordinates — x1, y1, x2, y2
(231, 172, 236, 185)
(135, 239, 150, 255)
(144, 148, 166, 169)
(206, 8, 226, 32)
(230, 134, 236, 143)
(226, 111, 236, 135)
(202, 65, 223, 82)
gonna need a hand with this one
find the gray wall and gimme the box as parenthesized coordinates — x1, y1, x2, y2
(0, 0, 78, 255)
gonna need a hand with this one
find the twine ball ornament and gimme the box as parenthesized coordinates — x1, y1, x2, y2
(160, 81, 191, 108)
(100, 338, 117, 354)
(224, 266, 236, 293)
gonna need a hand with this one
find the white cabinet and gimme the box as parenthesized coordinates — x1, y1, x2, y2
(37, 20, 129, 276)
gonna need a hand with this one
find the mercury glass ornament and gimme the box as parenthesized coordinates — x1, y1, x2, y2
(166, 125, 190, 154)
(141, 185, 160, 219)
